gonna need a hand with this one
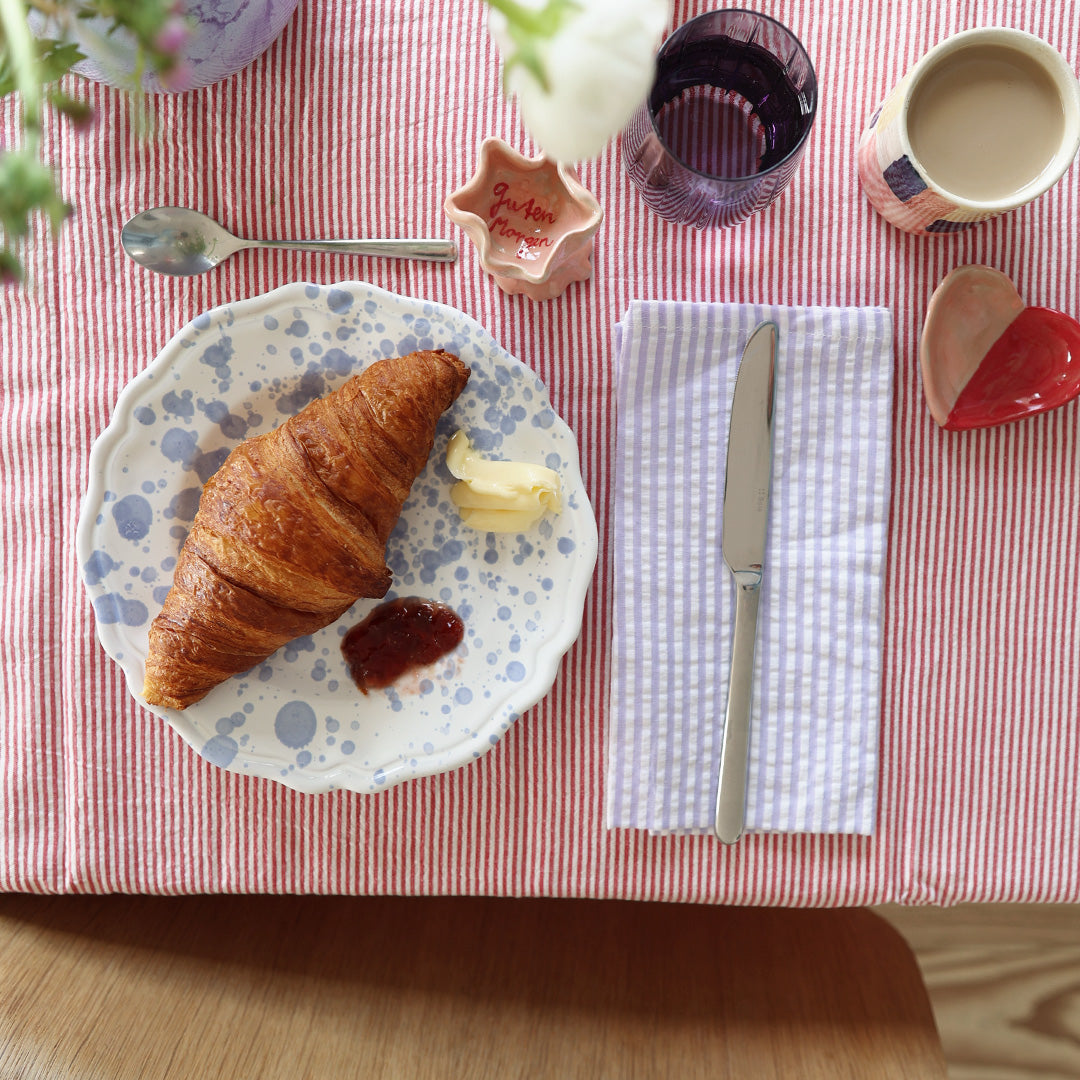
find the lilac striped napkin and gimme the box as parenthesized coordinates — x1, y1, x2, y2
(606, 302, 893, 835)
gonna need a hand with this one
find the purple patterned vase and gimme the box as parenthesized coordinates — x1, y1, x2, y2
(55, 0, 301, 93)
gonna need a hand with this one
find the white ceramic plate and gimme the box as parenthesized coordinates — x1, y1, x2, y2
(77, 281, 597, 793)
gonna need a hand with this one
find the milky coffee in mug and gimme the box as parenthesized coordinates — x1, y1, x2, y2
(858, 28, 1080, 234)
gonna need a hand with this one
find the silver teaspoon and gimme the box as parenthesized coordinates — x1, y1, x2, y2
(120, 206, 458, 276)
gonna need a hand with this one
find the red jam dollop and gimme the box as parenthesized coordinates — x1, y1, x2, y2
(341, 597, 464, 693)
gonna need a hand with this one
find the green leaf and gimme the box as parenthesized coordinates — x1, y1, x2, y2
(0, 148, 70, 239)
(0, 38, 85, 97)
(46, 88, 94, 126)
(36, 38, 86, 83)
(502, 28, 551, 92)
(0, 247, 23, 284)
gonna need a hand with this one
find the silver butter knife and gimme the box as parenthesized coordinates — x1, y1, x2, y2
(714, 322, 778, 844)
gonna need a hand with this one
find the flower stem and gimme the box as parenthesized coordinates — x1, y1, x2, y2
(484, 0, 545, 33)
(484, 0, 579, 37)
(0, 0, 43, 128)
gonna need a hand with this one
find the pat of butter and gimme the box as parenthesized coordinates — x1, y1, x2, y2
(445, 430, 561, 533)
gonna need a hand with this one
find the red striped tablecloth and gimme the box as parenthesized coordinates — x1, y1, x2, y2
(2, 0, 1078, 903)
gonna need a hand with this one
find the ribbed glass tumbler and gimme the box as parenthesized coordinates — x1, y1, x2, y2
(622, 9, 818, 228)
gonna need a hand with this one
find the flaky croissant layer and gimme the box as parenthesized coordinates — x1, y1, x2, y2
(141, 349, 470, 710)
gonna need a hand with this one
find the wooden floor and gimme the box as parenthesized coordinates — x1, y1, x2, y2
(875, 904, 1080, 1080)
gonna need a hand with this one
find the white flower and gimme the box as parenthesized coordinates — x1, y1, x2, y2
(487, 0, 671, 163)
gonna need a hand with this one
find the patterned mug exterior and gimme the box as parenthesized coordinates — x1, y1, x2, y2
(858, 28, 1080, 235)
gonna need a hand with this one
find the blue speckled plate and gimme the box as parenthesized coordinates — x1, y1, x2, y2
(77, 281, 597, 794)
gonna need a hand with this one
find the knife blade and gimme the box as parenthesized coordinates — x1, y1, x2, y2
(714, 322, 778, 844)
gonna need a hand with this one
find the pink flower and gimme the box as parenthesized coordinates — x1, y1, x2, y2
(155, 16, 193, 57)
(160, 60, 195, 92)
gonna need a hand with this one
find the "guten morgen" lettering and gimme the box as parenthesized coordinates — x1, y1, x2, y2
(488, 181, 556, 255)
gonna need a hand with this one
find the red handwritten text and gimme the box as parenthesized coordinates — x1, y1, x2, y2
(489, 181, 558, 226)
(488, 216, 554, 256)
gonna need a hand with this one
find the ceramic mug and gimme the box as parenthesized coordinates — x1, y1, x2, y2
(858, 28, 1080, 235)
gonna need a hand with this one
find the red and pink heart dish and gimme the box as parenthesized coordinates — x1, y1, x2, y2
(920, 265, 1080, 430)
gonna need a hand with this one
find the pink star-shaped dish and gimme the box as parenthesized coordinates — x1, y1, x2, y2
(444, 138, 603, 301)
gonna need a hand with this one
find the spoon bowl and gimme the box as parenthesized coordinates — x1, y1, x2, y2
(120, 207, 457, 276)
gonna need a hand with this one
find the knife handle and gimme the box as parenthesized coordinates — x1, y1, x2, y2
(715, 576, 762, 844)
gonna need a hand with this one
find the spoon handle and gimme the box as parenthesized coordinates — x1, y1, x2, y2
(245, 238, 458, 263)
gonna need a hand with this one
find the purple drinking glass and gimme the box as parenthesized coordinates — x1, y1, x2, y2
(621, 9, 818, 228)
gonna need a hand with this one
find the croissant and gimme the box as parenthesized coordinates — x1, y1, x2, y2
(142, 349, 470, 710)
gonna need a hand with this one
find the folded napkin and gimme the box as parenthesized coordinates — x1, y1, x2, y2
(607, 302, 893, 835)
